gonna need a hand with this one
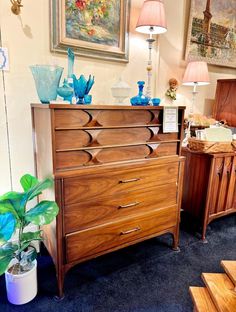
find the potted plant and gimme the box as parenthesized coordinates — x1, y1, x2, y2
(0, 174, 59, 305)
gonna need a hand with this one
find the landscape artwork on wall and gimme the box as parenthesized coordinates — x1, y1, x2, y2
(185, 0, 236, 68)
(51, 0, 130, 62)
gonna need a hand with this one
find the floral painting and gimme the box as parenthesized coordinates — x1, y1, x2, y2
(185, 0, 236, 68)
(51, 0, 130, 62)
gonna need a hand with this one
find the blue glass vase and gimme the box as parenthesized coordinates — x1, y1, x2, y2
(72, 74, 95, 104)
(130, 81, 150, 106)
(30, 65, 63, 103)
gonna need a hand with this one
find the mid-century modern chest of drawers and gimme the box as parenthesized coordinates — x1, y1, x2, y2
(31, 104, 185, 297)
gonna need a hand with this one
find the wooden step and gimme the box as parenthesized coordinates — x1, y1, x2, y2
(189, 287, 217, 312)
(202, 273, 236, 312)
(221, 261, 236, 289)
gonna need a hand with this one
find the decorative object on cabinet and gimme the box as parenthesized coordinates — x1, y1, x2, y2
(152, 98, 161, 106)
(182, 148, 236, 241)
(213, 79, 236, 127)
(130, 81, 150, 106)
(57, 78, 74, 103)
(31, 104, 185, 298)
(136, 0, 167, 100)
(165, 78, 179, 101)
(0, 174, 59, 305)
(185, 0, 236, 68)
(10, 0, 23, 15)
(72, 74, 94, 104)
(182, 61, 209, 147)
(67, 48, 74, 79)
(50, 0, 130, 63)
(111, 78, 131, 104)
(30, 65, 63, 104)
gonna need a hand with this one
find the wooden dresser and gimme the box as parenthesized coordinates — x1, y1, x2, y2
(182, 148, 236, 241)
(31, 104, 185, 297)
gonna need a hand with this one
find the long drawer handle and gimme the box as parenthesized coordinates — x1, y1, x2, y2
(120, 227, 141, 235)
(119, 178, 140, 184)
(118, 202, 140, 209)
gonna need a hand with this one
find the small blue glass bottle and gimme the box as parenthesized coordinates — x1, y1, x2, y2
(130, 81, 150, 106)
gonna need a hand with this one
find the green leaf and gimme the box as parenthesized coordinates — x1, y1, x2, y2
(21, 230, 43, 244)
(20, 174, 39, 192)
(0, 200, 19, 220)
(25, 201, 59, 225)
(0, 213, 16, 243)
(0, 192, 27, 218)
(0, 243, 18, 275)
(26, 178, 53, 201)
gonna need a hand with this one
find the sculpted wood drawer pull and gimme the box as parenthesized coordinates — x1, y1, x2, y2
(120, 227, 141, 235)
(119, 178, 140, 184)
(118, 202, 140, 209)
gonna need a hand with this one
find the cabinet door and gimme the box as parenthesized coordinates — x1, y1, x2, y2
(209, 156, 235, 215)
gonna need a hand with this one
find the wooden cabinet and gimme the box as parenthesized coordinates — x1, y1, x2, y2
(213, 79, 236, 127)
(31, 104, 185, 297)
(182, 148, 236, 241)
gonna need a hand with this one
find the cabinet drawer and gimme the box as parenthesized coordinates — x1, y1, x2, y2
(65, 206, 177, 263)
(64, 162, 179, 205)
(64, 183, 178, 233)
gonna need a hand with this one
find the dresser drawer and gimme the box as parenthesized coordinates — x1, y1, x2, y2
(64, 162, 179, 205)
(65, 206, 177, 263)
(64, 183, 178, 233)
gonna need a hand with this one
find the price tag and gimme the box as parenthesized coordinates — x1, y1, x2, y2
(163, 106, 178, 133)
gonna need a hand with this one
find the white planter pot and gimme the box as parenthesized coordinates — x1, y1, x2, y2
(5, 260, 37, 305)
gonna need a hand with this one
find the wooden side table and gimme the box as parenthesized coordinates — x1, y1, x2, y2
(181, 148, 236, 241)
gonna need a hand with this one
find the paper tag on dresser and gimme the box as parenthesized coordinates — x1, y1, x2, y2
(163, 107, 178, 133)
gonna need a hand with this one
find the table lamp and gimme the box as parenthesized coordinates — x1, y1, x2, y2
(182, 61, 210, 146)
(136, 0, 167, 100)
(182, 61, 210, 114)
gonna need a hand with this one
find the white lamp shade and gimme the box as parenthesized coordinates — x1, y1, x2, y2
(182, 61, 210, 86)
(136, 0, 167, 34)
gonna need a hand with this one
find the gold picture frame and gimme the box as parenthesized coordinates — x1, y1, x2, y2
(50, 0, 130, 62)
(185, 0, 236, 68)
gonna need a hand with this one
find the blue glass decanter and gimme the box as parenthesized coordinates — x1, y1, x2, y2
(130, 81, 150, 106)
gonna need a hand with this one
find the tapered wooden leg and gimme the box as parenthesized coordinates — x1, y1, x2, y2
(54, 268, 65, 300)
(172, 229, 180, 252)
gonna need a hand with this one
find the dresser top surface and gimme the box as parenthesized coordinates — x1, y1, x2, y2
(31, 103, 186, 110)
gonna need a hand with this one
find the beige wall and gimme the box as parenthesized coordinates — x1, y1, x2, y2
(0, 0, 235, 192)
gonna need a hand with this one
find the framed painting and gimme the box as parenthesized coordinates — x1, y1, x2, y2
(50, 0, 130, 62)
(185, 0, 236, 68)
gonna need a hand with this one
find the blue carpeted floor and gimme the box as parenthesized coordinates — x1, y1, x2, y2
(1, 213, 236, 312)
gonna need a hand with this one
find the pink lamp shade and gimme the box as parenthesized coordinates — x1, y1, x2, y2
(182, 61, 210, 86)
(136, 0, 167, 34)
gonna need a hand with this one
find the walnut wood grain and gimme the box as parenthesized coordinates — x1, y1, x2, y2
(55, 130, 91, 149)
(56, 150, 91, 169)
(96, 109, 153, 126)
(63, 162, 179, 205)
(64, 183, 178, 232)
(54, 109, 91, 128)
(65, 206, 177, 262)
(96, 127, 152, 145)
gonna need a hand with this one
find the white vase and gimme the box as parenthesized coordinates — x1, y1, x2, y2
(5, 260, 37, 305)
